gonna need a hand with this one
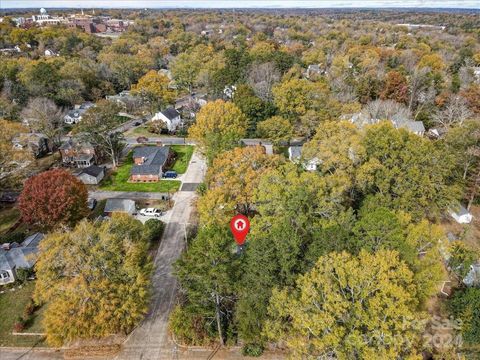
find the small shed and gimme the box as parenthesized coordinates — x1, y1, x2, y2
(104, 199, 137, 216)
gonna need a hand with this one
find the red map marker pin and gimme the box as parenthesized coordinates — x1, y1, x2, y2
(230, 214, 250, 246)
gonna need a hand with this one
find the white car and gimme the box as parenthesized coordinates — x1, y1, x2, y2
(139, 208, 162, 218)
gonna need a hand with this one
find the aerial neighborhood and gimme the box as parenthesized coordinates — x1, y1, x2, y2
(0, 4, 480, 360)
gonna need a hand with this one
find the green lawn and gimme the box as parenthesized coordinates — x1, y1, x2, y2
(0, 282, 45, 347)
(100, 152, 181, 193)
(170, 145, 194, 174)
(0, 207, 21, 234)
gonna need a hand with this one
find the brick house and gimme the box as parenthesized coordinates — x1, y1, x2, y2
(59, 139, 96, 168)
(130, 146, 172, 182)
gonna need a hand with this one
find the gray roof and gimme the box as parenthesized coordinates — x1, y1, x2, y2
(104, 199, 136, 214)
(0, 233, 44, 272)
(289, 146, 302, 161)
(161, 108, 180, 120)
(400, 121, 425, 134)
(131, 146, 169, 176)
(240, 139, 273, 146)
(59, 138, 93, 151)
(80, 165, 104, 177)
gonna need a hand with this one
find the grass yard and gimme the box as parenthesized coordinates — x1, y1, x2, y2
(0, 282, 45, 347)
(100, 153, 181, 193)
(0, 207, 21, 234)
(170, 145, 194, 174)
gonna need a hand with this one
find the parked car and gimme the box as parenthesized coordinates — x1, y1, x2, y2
(134, 121, 141, 126)
(139, 208, 162, 218)
(87, 198, 97, 210)
(137, 136, 149, 143)
(163, 170, 178, 179)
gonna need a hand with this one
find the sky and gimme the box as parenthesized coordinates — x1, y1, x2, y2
(1, 0, 479, 9)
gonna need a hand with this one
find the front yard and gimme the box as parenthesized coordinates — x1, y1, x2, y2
(170, 145, 194, 174)
(0, 282, 45, 347)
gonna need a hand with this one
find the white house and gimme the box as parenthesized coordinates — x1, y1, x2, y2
(75, 165, 105, 185)
(288, 146, 320, 171)
(44, 49, 58, 57)
(449, 204, 473, 224)
(151, 108, 182, 132)
(64, 102, 94, 125)
(0, 233, 44, 286)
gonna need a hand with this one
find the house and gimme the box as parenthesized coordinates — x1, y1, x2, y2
(240, 139, 274, 155)
(12, 133, 50, 158)
(104, 199, 136, 216)
(75, 165, 105, 185)
(64, 102, 94, 125)
(105, 90, 138, 109)
(288, 146, 320, 171)
(0, 233, 44, 286)
(448, 204, 473, 224)
(345, 112, 426, 137)
(59, 139, 96, 168)
(305, 64, 325, 79)
(463, 263, 480, 287)
(44, 49, 57, 57)
(130, 146, 171, 182)
(174, 93, 207, 119)
(395, 120, 425, 136)
(151, 108, 182, 132)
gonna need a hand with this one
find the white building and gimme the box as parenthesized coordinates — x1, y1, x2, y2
(449, 204, 473, 224)
(151, 108, 182, 132)
(64, 102, 94, 125)
(288, 145, 320, 171)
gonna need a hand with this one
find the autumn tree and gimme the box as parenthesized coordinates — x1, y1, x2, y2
(21, 97, 65, 148)
(131, 70, 175, 112)
(197, 146, 283, 224)
(188, 100, 248, 163)
(18, 169, 88, 230)
(0, 119, 33, 187)
(256, 116, 294, 146)
(34, 214, 152, 346)
(76, 100, 125, 168)
(265, 250, 425, 359)
(380, 70, 409, 104)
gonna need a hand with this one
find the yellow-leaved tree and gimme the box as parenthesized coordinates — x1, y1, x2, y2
(188, 99, 248, 163)
(34, 214, 153, 346)
(265, 250, 425, 360)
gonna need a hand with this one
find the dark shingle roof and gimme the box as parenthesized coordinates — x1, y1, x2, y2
(131, 146, 169, 176)
(161, 108, 180, 120)
(80, 165, 104, 177)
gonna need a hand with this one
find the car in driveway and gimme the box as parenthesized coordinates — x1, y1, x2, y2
(137, 136, 149, 143)
(139, 208, 163, 218)
(163, 170, 178, 179)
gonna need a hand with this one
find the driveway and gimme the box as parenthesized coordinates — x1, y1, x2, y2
(89, 190, 171, 201)
(113, 150, 206, 360)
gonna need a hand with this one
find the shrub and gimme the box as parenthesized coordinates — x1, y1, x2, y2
(16, 268, 34, 283)
(242, 343, 264, 357)
(144, 219, 165, 242)
(0, 231, 25, 245)
(13, 317, 25, 332)
(23, 298, 36, 318)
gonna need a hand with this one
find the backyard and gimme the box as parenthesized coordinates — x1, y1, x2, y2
(0, 206, 20, 234)
(0, 282, 45, 347)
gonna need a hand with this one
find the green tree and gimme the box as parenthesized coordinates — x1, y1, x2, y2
(358, 122, 459, 218)
(188, 100, 248, 164)
(256, 116, 294, 146)
(174, 225, 239, 346)
(448, 288, 480, 345)
(34, 214, 153, 346)
(265, 250, 424, 359)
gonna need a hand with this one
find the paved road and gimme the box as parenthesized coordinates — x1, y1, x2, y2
(113, 150, 205, 360)
(89, 190, 171, 201)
